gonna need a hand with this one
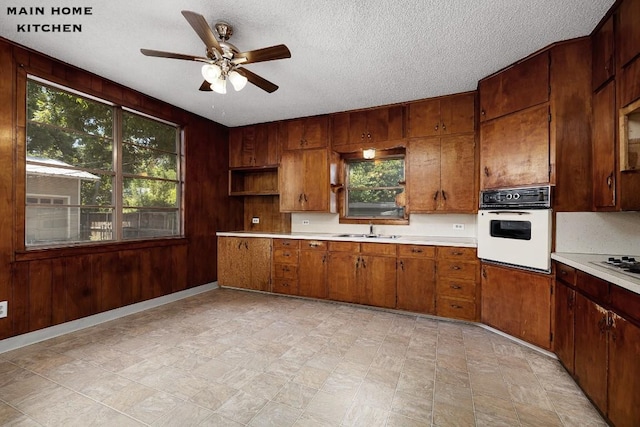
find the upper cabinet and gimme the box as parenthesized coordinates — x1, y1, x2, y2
(618, 0, 640, 69)
(592, 81, 617, 209)
(479, 53, 550, 122)
(592, 15, 615, 91)
(408, 92, 475, 138)
(479, 39, 592, 211)
(281, 116, 329, 150)
(229, 122, 279, 168)
(331, 105, 403, 151)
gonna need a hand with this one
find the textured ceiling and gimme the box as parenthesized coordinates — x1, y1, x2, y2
(2, 0, 614, 127)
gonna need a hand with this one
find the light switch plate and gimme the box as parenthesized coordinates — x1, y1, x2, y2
(453, 224, 465, 230)
(0, 301, 7, 318)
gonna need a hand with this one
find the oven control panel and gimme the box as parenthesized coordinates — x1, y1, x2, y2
(480, 185, 551, 209)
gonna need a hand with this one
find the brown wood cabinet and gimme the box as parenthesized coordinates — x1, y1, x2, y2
(272, 238, 300, 295)
(592, 81, 617, 208)
(408, 134, 476, 212)
(217, 236, 272, 291)
(436, 247, 480, 321)
(281, 116, 329, 150)
(331, 105, 403, 150)
(480, 105, 550, 189)
(553, 263, 577, 374)
(554, 263, 640, 427)
(481, 263, 552, 349)
(327, 241, 397, 308)
(592, 15, 615, 91)
(618, 0, 640, 68)
(408, 92, 475, 138)
(229, 122, 280, 168)
(279, 149, 339, 212)
(298, 240, 328, 298)
(479, 52, 549, 122)
(396, 245, 436, 314)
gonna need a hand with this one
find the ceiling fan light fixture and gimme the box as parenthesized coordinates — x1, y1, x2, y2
(211, 76, 227, 94)
(228, 70, 248, 91)
(201, 63, 222, 83)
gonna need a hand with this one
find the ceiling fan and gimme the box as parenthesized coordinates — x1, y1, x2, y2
(140, 10, 291, 94)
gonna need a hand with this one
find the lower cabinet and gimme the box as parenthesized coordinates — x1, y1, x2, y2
(217, 236, 272, 291)
(272, 238, 300, 295)
(481, 263, 553, 349)
(327, 241, 397, 308)
(554, 262, 640, 427)
(436, 246, 480, 321)
(298, 240, 328, 299)
(396, 245, 436, 314)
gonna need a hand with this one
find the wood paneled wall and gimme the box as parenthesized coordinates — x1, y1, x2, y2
(0, 37, 242, 340)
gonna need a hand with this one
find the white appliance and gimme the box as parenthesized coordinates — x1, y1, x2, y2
(477, 186, 552, 273)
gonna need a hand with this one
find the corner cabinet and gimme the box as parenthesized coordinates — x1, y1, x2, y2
(217, 236, 272, 291)
(279, 148, 340, 212)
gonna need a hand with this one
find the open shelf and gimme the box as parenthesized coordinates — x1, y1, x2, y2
(229, 167, 279, 196)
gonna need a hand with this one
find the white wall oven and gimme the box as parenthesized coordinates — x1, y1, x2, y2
(477, 186, 552, 273)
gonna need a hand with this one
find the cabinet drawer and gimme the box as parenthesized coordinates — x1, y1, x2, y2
(301, 240, 327, 251)
(576, 271, 609, 304)
(274, 263, 298, 280)
(555, 262, 576, 287)
(437, 259, 478, 280)
(272, 279, 298, 295)
(328, 241, 360, 252)
(273, 239, 301, 249)
(361, 242, 397, 256)
(397, 244, 435, 258)
(437, 246, 477, 261)
(273, 248, 299, 264)
(610, 284, 640, 326)
(436, 278, 477, 300)
(436, 296, 477, 321)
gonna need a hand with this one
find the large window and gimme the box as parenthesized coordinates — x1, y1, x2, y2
(345, 155, 405, 219)
(25, 77, 182, 247)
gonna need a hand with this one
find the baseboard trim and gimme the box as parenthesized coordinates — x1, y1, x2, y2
(478, 324, 557, 359)
(0, 282, 218, 354)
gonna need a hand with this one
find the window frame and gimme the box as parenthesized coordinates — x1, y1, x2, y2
(340, 149, 408, 225)
(24, 75, 184, 249)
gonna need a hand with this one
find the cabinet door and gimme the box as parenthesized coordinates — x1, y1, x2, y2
(217, 237, 250, 287)
(574, 293, 608, 412)
(480, 105, 550, 189)
(440, 134, 476, 212)
(592, 16, 615, 90)
(408, 98, 441, 138)
(331, 112, 350, 148)
(618, 0, 640, 68)
(247, 238, 272, 291)
(479, 52, 550, 122)
(397, 257, 436, 313)
(254, 122, 279, 167)
(279, 150, 305, 211)
(327, 252, 359, 303)
(592, 81, 616, 209)
(608, 313, 640, 427)
(348, 110, 369, 144)
(283, 116, 329, 150)
(554, 282, 575, 374)
(481, 264, 552, 349)
(407, 137, 440, 212)
(360, 255, 397, 308)
(229, 126, 256, 168)
(440, 92, 475, 135)
(298, 250, 328, 299)
(301, 149, 330, 211)
(368, 106, 403, 144)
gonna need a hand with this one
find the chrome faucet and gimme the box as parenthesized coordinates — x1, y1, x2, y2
(369, 222, 374, 236)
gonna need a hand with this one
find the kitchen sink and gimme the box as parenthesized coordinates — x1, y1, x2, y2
(334, 233, 401, 239)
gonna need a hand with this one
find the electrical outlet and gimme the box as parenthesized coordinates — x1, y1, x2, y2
(302, 219, 310, 225)
(0, 301, 7, 318)
(453, 224, 465, 230)
(252, 217, 260, 224)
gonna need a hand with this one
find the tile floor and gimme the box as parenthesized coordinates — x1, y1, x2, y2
(0, 288, 607, 426)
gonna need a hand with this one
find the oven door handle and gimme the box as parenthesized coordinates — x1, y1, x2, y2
(486, 211, 531, 215)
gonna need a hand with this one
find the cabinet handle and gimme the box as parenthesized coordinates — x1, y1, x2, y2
(450, 304, 464, 309)
(451, 265, 461, 270)
(434, 124, 439, 131)
(303, 194, 308, 202)
(441, 122, 446, 131)
(283, 266, 290, 272)
(399, 260, 405, 271)
(244, 241, 248, 249)
(484, 166, 490, 177)
(298, 193, 303, 203)
(361, 132, 366, 139)
(442, 190, 447, 201)
(411, 248, 423, 253)
(433, 191, 439, 200)
(367, 133, 371, 139)
(450, 284, 462, 290)
(361, 258, 367, 268)
(282, 241, 290, 246)
(560, 269, 567, 276)
(309, 242, 320, 248)
(606, 172, 613, 188)
(568, 292, 574, 310)
(355, 257, 360, 268)
(481, 109, 486, 116)
(482, 267, 487, 278)
(451, 251, 463, 256)
(283, 252, 290, 257)
(282, 282, 289, 287)
(322, 254, 327, 263)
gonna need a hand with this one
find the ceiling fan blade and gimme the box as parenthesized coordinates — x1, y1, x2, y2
(198, 80, 212, 91)
(140, 48, 208, 62)
(233, 44, 291, 65)
(238, 68, 279, 93)
(181, 10, 222, 53)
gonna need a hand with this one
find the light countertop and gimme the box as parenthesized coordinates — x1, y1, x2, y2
(216, 231, 477, 248)
(552, 252, 640, 295)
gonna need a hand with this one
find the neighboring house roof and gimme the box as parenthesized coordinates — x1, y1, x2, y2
(26, 157, 100, 180)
